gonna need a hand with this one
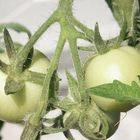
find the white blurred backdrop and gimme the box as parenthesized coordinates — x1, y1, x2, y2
(0, 0, 140, 139)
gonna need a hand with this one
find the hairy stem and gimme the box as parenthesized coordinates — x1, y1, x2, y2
(72, 17, 94, 42)
(21, 32, 66, 140)
(15, 11, 59, 73)
(34, 32, 66, 121)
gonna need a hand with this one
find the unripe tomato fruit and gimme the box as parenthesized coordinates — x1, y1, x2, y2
(85, 46, 140, 112)
(0, 49, 49, 122)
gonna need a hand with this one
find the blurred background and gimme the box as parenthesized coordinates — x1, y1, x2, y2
(0, 0, 140, 139)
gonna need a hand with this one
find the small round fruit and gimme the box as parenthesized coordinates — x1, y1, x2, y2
(0, 49, 49, 122)
(85, 46, 140, 112)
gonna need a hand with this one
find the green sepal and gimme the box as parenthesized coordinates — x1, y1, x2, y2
(66, 70, 81, 103)
(94, 23, 107, 54)
(0, 22, 31, 38)
(0, 60, 8, 73)
(2, 28, 33, 70)
(4, 28, 16, 62)
(49, 70, 60, 99)
(78, 45, 96, 52)
(25, 71, 46, 85)
(86, 80, 140, 105)
(4, 76, 25, 95)
(115, 14, 127, 47)
(22, 48, 34, 71)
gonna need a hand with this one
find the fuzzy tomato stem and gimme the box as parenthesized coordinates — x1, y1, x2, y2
(15, 12, 59, 73)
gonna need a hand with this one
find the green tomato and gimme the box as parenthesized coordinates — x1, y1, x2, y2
(85, 46, 140, 112)
(0, 49, 49, 122)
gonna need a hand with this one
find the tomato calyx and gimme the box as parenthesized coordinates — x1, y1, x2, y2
(5, 75, 25, 95)
(0, 29, 50, 95)
(0, 28, 35, 95)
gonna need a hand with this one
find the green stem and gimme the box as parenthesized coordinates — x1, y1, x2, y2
(21, 32, 66, 140)
(68, 38, 87, 102)
(35, 32, 66, 120)
(72, 17, 94, 42)
(58, 0, 73, 12)
(20, 120, 41, 140)
(15, 11, 59, 73)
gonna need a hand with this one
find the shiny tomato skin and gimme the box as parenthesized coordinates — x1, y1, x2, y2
(85, 46, 140, 112)
(0, 49, 49, 122)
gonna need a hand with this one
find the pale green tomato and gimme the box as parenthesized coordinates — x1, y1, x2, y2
(0, 49, 49, 122)
(85, 46, 140, 112)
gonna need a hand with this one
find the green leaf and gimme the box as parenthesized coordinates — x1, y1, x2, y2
(86, 80, 140, 104)
(94, 23, 107, 54)
(0, 22, 31, 38)
(66, 71, 81, 103)
(78, 45, 96, 52)
(105, 0, 134, 27)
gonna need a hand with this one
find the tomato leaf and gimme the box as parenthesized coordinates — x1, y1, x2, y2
(86, 80, 140, 104)
(0, 22, 31, 38)
(105, 0, 133, 27)
(66, 71, 81, 103)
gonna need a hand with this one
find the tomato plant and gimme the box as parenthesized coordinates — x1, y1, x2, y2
(85, 46, 140, 112)
(0, 0, 140, 140)
(0, 47, 49, 122)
